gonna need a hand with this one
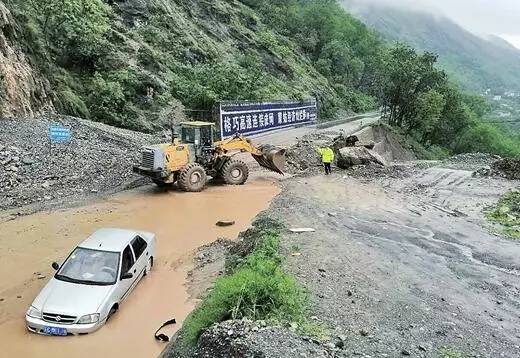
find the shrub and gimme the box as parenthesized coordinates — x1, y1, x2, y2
(27, 0, 112, 65)
(486, 191, 520, 240)
(178, 218, 308, 347)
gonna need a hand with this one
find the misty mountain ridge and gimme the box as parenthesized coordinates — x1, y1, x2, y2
(344, 1, 520, 93)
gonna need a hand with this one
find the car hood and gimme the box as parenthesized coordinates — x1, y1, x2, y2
(32, 278, 113, 316)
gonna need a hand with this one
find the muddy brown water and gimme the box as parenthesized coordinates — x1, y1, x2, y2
(0, 178, 279, 357)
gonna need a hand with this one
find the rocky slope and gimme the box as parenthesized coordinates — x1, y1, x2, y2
(0, 2, 53, 117)
(2, 0, 338, 130)
(0, 115, 159, 213)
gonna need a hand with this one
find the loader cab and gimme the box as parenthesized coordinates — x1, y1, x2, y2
(179, 122, 215, 148)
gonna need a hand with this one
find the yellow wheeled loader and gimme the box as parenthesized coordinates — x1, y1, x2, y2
(132, 121, 286, 191)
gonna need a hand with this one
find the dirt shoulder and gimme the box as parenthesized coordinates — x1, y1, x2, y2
(175, 159, 520, 358)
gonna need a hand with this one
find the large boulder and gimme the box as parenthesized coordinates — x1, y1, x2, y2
(337, 146, 387, 169)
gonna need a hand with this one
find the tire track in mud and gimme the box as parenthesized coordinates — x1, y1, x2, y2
(342, 215, 520, 278)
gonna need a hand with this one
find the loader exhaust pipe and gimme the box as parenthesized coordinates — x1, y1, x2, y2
(252, 144, 286, 175)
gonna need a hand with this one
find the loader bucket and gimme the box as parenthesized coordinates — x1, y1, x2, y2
(252, 144, 286, 175)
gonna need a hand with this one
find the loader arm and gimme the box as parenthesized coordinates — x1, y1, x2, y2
(214, 136, 286, 175)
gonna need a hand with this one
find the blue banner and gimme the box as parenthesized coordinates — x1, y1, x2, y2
(48, 124, 72, 143)
(219, 99, 317, 139)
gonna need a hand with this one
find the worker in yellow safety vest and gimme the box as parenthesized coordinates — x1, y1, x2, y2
(316, 146, 335, 175)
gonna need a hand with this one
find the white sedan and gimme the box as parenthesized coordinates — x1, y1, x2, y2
(26, 228, 156, 336)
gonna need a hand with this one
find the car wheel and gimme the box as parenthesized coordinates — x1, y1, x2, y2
(144, 257, 153, 276)
(106, 304, 118, 322)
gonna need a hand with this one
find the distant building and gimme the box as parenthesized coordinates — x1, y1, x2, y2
(493, 95, 502, 101)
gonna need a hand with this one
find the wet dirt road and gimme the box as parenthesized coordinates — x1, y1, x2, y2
(0, 178, 279, 357)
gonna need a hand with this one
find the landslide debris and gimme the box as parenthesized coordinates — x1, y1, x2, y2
(285, 124, 413, 174)
(336, 146, 386, 169)
(174, 320, 337, 358)
(490, 157, 520, 180)
(0, 115, 159, 211)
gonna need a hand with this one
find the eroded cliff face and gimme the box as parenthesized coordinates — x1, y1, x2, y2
(0, 1, 53, 118)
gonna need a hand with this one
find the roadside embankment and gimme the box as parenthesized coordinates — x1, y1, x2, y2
(0, 115, 160, 213)
(163, 217, 331, 357)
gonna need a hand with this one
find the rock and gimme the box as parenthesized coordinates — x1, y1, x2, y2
(324, 342, 336, 349)
(216, 220, 235, 227)
(37, 274, 46, 280)
(22, 157, 35, 165)
(44, 196, 52, 200)
(401, 349, 411, 356)
(7, 165, 19, 172)
(41, 181, 51, 189)
(328, 212, 337, 217)
(418, 345, 427, 352)
(337, 147, 387, 169)
(359, 329, 369, 336)
(335, 337, 346, 349)
(289, 228, 316, 233)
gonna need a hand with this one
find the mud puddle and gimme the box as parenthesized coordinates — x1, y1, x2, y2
(0, 178, 279, 357)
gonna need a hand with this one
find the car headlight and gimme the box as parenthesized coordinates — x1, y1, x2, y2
(77, 313, 100, 324)
(26, 306, 42, 319)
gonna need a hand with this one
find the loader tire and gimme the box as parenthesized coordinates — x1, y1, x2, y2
(222, 159, 249, 185)
(178, 163, 207, 192)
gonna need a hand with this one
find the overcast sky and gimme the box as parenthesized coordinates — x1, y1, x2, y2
(348, 0, 520, 48)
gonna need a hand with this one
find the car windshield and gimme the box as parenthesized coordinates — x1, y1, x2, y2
(56, 247, 120, 286)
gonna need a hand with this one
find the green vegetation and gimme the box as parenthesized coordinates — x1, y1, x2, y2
(439, 348, 468, 358)
(177, 217, 308, 348)
(347, 2, 520, 94)
(486, 190, 520, 240)
(5, 0, 520, 157)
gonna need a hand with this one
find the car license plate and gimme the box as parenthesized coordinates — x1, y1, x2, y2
(43, 326, 67, 336)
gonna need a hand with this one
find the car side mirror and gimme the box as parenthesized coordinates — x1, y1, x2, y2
(52, 262, 60, 271)
(121, 272, 133, 280)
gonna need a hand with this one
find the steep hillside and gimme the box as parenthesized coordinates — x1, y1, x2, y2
(0, 3, 53, 117)
(3, 0, 377, 130)
(344, 1, 520, 93)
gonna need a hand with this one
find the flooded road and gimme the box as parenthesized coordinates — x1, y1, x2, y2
(0, 178, 279, 357)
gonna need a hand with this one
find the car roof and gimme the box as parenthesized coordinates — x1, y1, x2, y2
(78, 228, 142, 252)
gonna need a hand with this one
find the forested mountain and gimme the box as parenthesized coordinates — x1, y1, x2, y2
(1, 0, 520, 157)
(344, 1, 520, 93)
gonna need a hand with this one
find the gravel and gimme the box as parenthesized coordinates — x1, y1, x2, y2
(440, 153, 500, 171)
(490, 157, 520, 180)
(0, 115, 160, 211)
(166, 319, 338, 358)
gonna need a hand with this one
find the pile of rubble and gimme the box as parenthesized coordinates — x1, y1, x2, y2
(166, 319, 339, 358)
(490, 158, 520, 180)
(0, 115, 159, 211)
(285, 130, 387, 174)
(442, 153, 500, 172)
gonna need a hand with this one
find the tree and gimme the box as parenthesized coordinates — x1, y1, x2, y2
(28, 0, 112, 65)
(379, 44, 447, 129)
(413, 90, 446, 143)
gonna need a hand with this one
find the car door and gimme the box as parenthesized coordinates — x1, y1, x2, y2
(130, 236, 149, 276)
(117, 244, 136, 302)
